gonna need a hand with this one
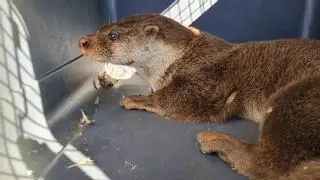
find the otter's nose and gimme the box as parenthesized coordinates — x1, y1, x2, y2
(78, 37, 90, 49)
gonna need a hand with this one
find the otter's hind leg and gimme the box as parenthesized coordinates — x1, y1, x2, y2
(198, 77, 320, 179)
(250, 76, 320, 179)
(197, 131, 253, 176)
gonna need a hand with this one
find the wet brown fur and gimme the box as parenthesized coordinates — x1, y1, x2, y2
(79, 14, 320, 180)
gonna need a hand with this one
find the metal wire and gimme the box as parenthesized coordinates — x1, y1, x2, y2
(36, 114, 92, 180)
(37, 54, 84, 82)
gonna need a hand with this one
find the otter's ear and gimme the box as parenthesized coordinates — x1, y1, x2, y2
(143, 25, 159, 36)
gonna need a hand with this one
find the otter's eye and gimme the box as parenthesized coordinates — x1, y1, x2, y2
(108, 32, 119, 41)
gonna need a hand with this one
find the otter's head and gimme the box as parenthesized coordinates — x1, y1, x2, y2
(78, 14, 196, 65)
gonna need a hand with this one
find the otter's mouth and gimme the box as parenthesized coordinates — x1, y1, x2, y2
(78, 37, 135, 66)
(95, 59, 135, 66)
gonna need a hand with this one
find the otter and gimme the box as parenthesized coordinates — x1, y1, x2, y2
(78, 14, 320, 179)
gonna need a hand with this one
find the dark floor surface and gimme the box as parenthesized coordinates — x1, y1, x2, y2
(45, 84, 258, 180)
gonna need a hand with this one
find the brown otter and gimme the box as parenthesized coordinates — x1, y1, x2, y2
(78, 14, 320, 179)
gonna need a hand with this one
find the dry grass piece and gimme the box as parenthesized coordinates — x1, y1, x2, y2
(67, 157, 94, 169)
(79, 109, 94, 127)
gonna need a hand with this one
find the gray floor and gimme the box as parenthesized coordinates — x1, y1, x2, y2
(44, 83, 258, 180)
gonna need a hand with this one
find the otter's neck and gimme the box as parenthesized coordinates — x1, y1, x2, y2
(200, 33, 233, 56)
(132, 41, 184, 91)
(132, 33, 232, 91)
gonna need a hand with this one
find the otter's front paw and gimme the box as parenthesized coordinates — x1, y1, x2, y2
(119, 96, 143, 110)
(197, 132, 228, 154)
(93, 72, 118, 89)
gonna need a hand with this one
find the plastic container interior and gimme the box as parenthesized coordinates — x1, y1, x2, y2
(1, 0, 320, 179)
